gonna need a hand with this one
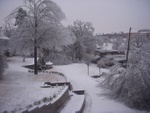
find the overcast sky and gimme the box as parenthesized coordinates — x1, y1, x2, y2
(0, 0, 150, 34)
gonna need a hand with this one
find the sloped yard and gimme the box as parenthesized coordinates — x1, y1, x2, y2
(0, 57, 149, 113)
(0, 57, 66, 113)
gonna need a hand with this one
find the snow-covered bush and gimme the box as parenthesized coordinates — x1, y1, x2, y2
(3, 111, 9, 113)
(53, 94, 57, 98)
(101, 40, 150, 111)
(109, 63, 125, 75)
(49, 96, 53, 101)
(97, 58, 114, 68)
(33, 100, 41, 105)
(46, 52, 71, 65)
(26, 104, 33, 109)
(42, 97, 49, 103)
(100, 64, 124, 90)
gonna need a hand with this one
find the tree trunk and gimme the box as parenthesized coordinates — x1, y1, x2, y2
(34, 6, 38, 75)
(34, 45, 38, 75)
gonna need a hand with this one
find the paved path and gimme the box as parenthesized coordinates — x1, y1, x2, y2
(55, 63, 142, 113)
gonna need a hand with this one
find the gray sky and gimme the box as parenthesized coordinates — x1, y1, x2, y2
(0, 0, 150, 34)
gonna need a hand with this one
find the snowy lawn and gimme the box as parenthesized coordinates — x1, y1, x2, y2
(1, 56, 149, 113)
(54, 63, 149, 113)
(0, 57, 66, 113)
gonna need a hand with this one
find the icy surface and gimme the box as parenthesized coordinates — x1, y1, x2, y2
(0, 57, 149, 113)
(55, 63, 149, 113)
(0, 57, 65, 113)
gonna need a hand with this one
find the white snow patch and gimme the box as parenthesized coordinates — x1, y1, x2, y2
(102, 43, 113, 50)
(0, 57, 66, 113)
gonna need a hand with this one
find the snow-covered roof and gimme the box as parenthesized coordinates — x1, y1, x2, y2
(95, 49, 122, 54)
(0, 36, 9, 40)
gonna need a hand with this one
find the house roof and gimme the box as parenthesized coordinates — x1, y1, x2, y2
(0, 36, 9, 40)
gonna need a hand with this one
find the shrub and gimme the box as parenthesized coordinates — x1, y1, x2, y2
(53, 94, 57, 98)
(26, 104, 33, 109)
(49, 96, 53, 101)
(101, 50, 150, 111)
(97, 57, 114, 69)
(11, 110, 16, 113)
(42, 97, 48, 103)
(34, 100, 41, 105)
(46, 52, 71, 65)
(3, 111, 9, 113)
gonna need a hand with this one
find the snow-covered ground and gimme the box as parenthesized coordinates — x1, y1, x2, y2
(55, 63, 149, 113)
(0, 56, 149, 113)
(0, 57, 66, 113)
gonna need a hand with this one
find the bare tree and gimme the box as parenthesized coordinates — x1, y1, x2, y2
(112, 36, 124, 50)
(83, 52, 92, 76)
(69, 20, 95, 61)
(6, 0, 75, 74)
(95, 34, 111, 49)
(130, 33, 149, 50)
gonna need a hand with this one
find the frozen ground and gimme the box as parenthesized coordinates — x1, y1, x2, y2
(0, 57, 66, 113)
(55, 63, 149, 113)
(0, 56, 150, 113)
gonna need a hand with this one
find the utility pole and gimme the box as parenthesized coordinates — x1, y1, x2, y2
(126, 27, 131, 66)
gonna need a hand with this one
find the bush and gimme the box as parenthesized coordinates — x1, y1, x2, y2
(26, 104, 33, 109)
(49, 96, 53, 101)
(53, 94, 57, 98)
(3, 111, 9, 113)
(46, 52, 71, 65)
(42, 97, 49, 103)
(101, 50, 150, 111)
(33, 100, 41, 105)
(11, 110, 16, 113)
(97, 58, 114, 68)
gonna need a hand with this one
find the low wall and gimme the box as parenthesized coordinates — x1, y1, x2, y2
(22, 87, 69, 113)
(28, 70, 67, 81)
(75, 97, 85, 113)
(73, 90, 85, 113)
(44, 82, 73, 91)
(27, 70, 85, 113)
(72, 90, 85, 95)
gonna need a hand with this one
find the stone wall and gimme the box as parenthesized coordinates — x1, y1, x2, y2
(22, 87, 69, 113)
